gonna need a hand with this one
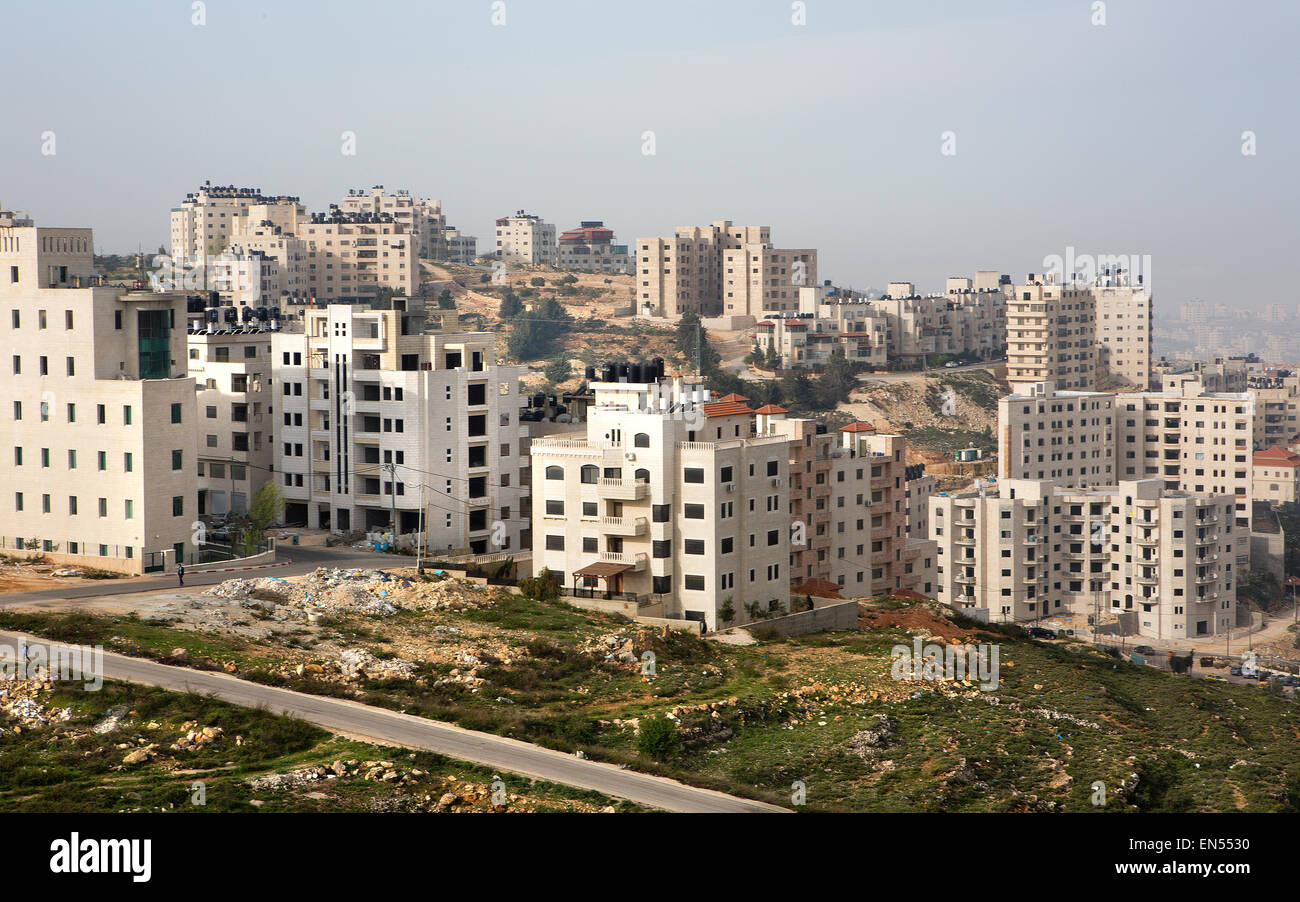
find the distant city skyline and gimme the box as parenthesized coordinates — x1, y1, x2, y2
(3, 0, 1295, 307)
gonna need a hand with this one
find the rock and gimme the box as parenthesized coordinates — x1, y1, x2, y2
(170, 647, 190, 663)
(123, 746, 154, 765)
(438, 792, 460, 807)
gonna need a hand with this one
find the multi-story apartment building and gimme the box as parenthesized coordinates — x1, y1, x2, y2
(169, 182, 302, 269)
(444, 228, 478, 265)
(997, 381, 1117, 485)
(931, 478, 1236, 640)
(529, 366, 791, 630)
(1006, 273, 1152, 392)
(338, 185, 445, 259)
(634, 221, 816, 320)
(186, 312, 275, 515)
(1093, 285, 1152, 389)
(752, 313, 887, 370)
(1000, 380, 1254, 530)
(1006, 274, 1097, 390)
(272, 299, 527, 551)
(494, 212, 556, 266)
(1247, 372, 1300, 449)
(1252, 446, 1300, 505)
(904, 464, 935, 539)
(1, 209, 197, 573)
(557, 222, 631, 273)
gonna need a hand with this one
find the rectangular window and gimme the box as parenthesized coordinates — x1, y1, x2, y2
(98, 498, 107, 517)
(544, 534, 565, 551)
(171, 403, 182, 424)
(123, 405, 133, 425)
(171, 450, 182, 470)
(172, 496, 184, 517)
(684, 467, 705, 484)
(684, 503, 705, 519)
(124, 499, 134, 519)
(684, 575, 706, 591)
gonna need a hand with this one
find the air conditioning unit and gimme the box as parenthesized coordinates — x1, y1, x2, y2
(724, 482, 736, 492)
(770, 477, 783, 488)
(624, 452, 636, 461)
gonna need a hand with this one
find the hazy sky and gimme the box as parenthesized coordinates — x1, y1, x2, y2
(3, 0, 1295, 307)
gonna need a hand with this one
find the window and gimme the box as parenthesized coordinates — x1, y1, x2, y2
(124, 499, 134, 519)
(582, 537, 598, 553)
(171, 450, 183, 470)
(14, 493, 22, 511)
(684, 575, 705, 591)
(124, 452, 133, 472)
(684, 539, 705, 555)
(545, 500, 564, 516)
(684, 467, 705, 484)
(97, 451, 107, 470)
(171, 403, 182, 424)
(684, 503, 704, 519)
(545, 466, 564, 480)
(580, 464, 599, 484)
(66, 357, 74, 376)
(123, 405, 133, 425)
(544, 534, 565, 551)
(172, 496, 184, 516)
(96, 404, 105, 424)
(634, 433, 650, 448)
(98, 498, 107, 518)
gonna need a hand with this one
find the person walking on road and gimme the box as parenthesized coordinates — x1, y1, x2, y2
(177, 564, 185, 587)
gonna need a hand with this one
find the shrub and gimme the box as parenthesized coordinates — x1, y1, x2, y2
(636, 715, 682, 761)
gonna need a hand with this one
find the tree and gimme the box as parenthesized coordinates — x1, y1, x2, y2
(507, 297, 572, 361)
(247, 483, 285, 538)
(719, 597, 736, 624)
(544, 358, 571, 384)
(437, 288, 455, 309)
(675, 312, 720, 374)
(499, 290, 524, 320)
(529, 276, 546, 287)
(636, 715, 682, 761)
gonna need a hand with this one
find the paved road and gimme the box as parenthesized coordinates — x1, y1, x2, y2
(0, 630, 786, 813)
(855, 360, 1002, 384)
(0, 546, 408, 608)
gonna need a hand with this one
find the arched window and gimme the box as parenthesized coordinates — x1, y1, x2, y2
(580, 464, 599, 484)
(635, 468, 650, 484)
(634, 433, 650, 448)
(545, 466, 564, 480)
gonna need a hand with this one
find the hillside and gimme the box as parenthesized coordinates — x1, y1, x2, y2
(6, 577, 1300, 812)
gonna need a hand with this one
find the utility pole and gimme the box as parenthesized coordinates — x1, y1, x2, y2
(383, 461, 397, 546)
(416, 482, 426, 572)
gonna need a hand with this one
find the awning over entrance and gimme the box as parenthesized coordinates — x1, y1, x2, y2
(573, 561, 633, 579)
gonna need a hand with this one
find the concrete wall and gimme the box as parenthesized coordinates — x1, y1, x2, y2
(745, 600, 859, 638)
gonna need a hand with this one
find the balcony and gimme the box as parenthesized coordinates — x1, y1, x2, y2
(600, 515, 647, 537)
(599, 551, 648, 572)
(597, 477, 648, 500)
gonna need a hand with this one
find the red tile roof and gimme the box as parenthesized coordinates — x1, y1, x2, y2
(702, 401, 755, 418)
(753, 404, 789, 415)
(1253, 446, 1300, 467)
(718, 392, 752, 403)
(840, 422, 876, 433)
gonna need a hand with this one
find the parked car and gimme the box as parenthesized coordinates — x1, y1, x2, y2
(1203, 674, 1228, 683)
(944, 361, 960, 368)
(1134, 645, 1157, 656)
(1229, 665, 1243, 676)
(1026, 627, 1056, 640)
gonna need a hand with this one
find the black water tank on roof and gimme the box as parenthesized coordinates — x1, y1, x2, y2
(585, 365, 596, 380)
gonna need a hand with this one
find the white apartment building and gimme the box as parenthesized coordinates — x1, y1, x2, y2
(2, 208, 197, 574)
(1094, 285, 1152, 389)
(557, 222, 631, 273)
(1006, 274, 1098, 390)
(529, 368, 792, 630)
(999, 380, 1254, 530)
(271, 300, 527, 552)
(444, 228, 478, 265)
(997, 381, 1117, 486)
(495, 212, 556, 266)
(931, 478, 1236, 640)
(1006, 273, 1152, 392)
(338, 185, 445, 259)
(1251, 446, 1300, 505)
(186, 313, 276, 516)
(169, 182, 302, 269)
(635, 221, 817, 321)
(752, 313, 887, 370)
(172, 187, 419, 305)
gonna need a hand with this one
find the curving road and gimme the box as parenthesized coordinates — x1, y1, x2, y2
(0, 630, 787, 814)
